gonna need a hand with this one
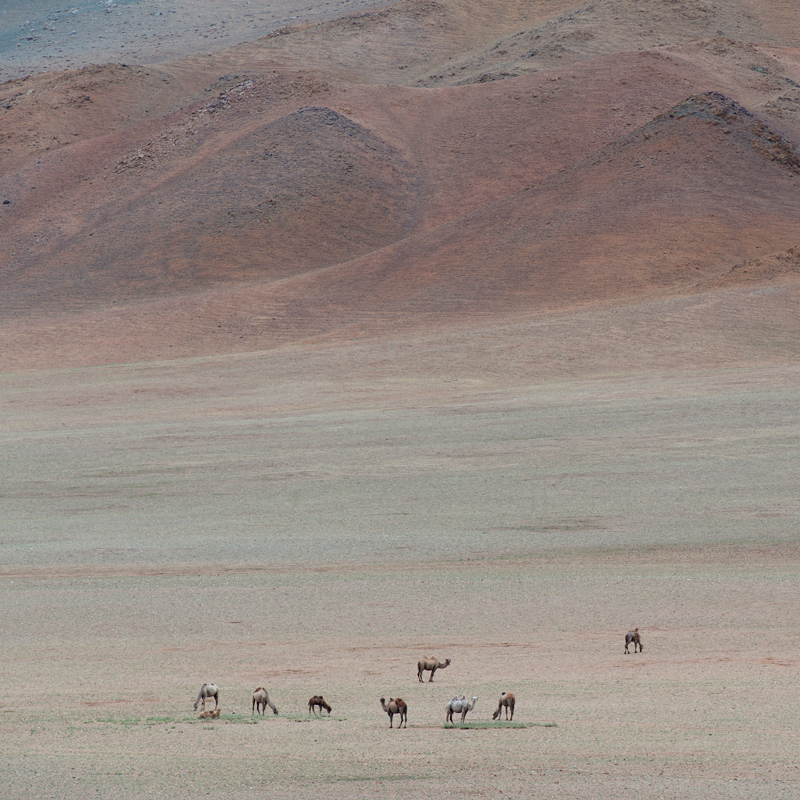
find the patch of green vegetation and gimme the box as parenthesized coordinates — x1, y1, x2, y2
(442, 721, 556, 730)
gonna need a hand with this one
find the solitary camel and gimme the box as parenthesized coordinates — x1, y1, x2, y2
(193, 683, 219, 712)
(380, 697, 407, 728)
(308, 695, 332, 716)
(624, 628, 643, 654)
(417, 656, 451, 682)
(446, 695, 477, 724)
(492, 692, 515, 721)
(252, 687, 278, 715)
(198, 708, 221, 719)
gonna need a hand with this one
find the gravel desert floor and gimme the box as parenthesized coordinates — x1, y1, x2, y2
(3, 326, 800, 799)
(3, 0, 800, 797)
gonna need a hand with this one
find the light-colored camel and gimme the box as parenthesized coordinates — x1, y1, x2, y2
(380, 697, 407, 728)
(492, 692, 515, 721)
(308, 695, 332, 716)
(193, 683, 219, 712)
(198, 708, 221, 719)
(252, 687, 278, 716)
(624, 628, 643, 654)
(445, 695, 477, 723)
(417, 656, 451, 682)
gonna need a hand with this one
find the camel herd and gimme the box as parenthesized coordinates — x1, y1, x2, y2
(193, 634, 642, 727)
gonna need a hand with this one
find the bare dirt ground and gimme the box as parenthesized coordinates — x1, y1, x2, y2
(2, 0, 800, 798)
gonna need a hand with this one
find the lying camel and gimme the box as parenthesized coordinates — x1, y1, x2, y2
(624, 628, 643, 654)
(417, 656, 451, 682)
(446, 695, 477, 724)
(198, 708, 221, 719)
(308, 695, 332, 716)
(380, 697, 407, 728)
(252, 687, 278, 716)
(193, 683, 219, 712)
(492, 692, 515, 721)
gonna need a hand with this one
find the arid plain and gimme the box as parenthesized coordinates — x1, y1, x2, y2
(2, 0, 800, 798)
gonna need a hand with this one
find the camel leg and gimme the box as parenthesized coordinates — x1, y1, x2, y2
(428, 668, 436, 682)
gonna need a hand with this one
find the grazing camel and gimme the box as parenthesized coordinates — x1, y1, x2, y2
(252, 687, 278, 715)
(198, 708, 221, 719)
(446, 695, 477, 724)
(624, 628, 643, 654)
(193, 683, 219, 712)
(380, 697, 407, 728)
(417, 656, 451, 682)
(492, 692, 515, 721)
(308, 695, 332, 716)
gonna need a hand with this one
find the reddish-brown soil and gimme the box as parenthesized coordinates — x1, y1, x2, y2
(2, 1, 800, 798)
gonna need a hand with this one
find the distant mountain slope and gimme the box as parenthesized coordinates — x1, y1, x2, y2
(2, 0, 800, 369)
(4, 44, 799, 317)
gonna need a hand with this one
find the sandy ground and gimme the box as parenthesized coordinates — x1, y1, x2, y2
(2, 330, 800, 798)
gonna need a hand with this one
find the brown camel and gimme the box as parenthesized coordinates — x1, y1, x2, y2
(308, 695, 332, 716)
(193, 683, 219, 712)
(198, 708, 221, 719)
(417, 656, 451, 682)
(380, 697, 407, 728)
(624, 628, 643, 654)
(252, 687, 278, 715)
(492, 692, 515, 721)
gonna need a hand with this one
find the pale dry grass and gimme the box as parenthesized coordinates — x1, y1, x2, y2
(2, 343, 799, 798)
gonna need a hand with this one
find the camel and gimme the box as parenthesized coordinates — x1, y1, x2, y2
(492, 692, 515, 721)
(193, 683, 219, 712)
(308, 695, 332, 716)
(624, 628, 643, 654)
(252, 687, 278, 716)
(198, 708, 221, 719)
(417, 656, 451, 682)
(380, 697, 407, 728)
(445, 695, 477, 724)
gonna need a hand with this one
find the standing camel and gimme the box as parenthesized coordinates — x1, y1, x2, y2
(417, 656, 451, 682)
(193, 683, 219, 712)
(380, 697, 407, 728)
(492, 692, 515, 721)
(308, 695, 332, 716)
(445, 695, 477, 723)
(252, 687, 278, 715)
(624, 628, 643, 654)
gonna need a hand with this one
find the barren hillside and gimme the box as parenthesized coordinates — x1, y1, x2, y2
(1, 0, 799, 370)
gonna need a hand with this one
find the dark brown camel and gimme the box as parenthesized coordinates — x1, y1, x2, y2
(308, 695, 332, 716)
(624, 628, 643, 654)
